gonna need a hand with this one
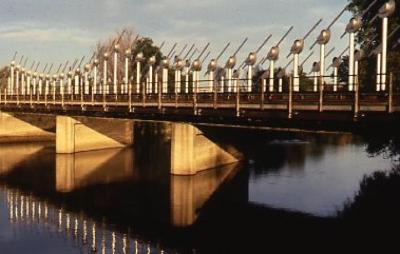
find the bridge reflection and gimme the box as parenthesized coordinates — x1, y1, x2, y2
(2, 185, 163, 254)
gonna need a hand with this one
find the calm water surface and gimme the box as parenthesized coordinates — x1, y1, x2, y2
(0, 129, 395, 253)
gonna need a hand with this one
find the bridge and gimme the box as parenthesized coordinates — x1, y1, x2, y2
(0, 0, 399, 175)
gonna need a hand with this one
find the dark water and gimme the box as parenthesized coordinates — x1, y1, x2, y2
(0, 128, 396, 253)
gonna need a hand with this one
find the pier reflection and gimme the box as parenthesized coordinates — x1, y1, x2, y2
(56, 148, 135, 192)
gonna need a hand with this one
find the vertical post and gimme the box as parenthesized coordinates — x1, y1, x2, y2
(213, 74, 217, 109)
(235, 76, 240, 117)
(185, 68, 189, 93)
(162, 67, 168, 94)
(113, 51, 118, 97)
(348, 32, 355, 91)
(149, 65, 153, 94)
(247, 66, 252, 92)
(293, 54, 299, 92)
(288, 76, 293, 119)
(278, 78, 283, 93)
(320, 44, 325, 89)
(319, 76, 324, 112)
(192, 71, 198, 115)
(354, 60, 359, 87)
(209, 71, 214, 93)
(376, 53, 381, 91)
(269, 60, 274, 92)
(61, 78, 64, 107)
(354, 71, 359, 119)
(158, 72, 162, 110)
(53, 77, 56, 105)
(136, 62, 141, 94)
(125, 56, 129, 96)
(103, 59, 108, 95)
(381, 17, 388, 91)
(84, 71, 89, 95)
(313, 72, 318, 92)
(16, 69, 20, 97)
(333, 67, 338, 92)
(388, 72, 393, 113)
(93, 65, 97, 95)
(10, 63, 14, 95)
(227, 68, 232, 92)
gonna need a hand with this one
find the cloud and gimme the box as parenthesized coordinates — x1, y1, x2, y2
(0, 22, 95, 45)
(0, 0, 351, 68)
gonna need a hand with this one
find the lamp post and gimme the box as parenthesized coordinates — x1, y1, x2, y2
(113, 44, 120, 96)
(135, 52, 144, 94)
(103, 53, 109, 95)
(245, 53, 257, 92)
(10, 61, 15, 95)
(93, 59, 99, 94)
(378, 0, 396, 91)
(148, 56, 156, 94)
(345, 16, 362, 91)
(207, 59, 218, 93)
(84, 64, 90, 95)
(174, 59, 184, 94)
(161, 57, 169, 94)
(225, 57, 236, 93)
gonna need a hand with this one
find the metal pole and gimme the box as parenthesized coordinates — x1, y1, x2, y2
(113, 51, 118, 95)
(269, 60, 274, 92)
(333, 67, 338, 92)
(288, 76, 293, 118)
(136, 62, 141, 94)
(149, 65, 153, 94)
(376, 53, 381, 91)
(348, 32, 355, 91)
(293, 54, 299, 91)
(247, 66, 252, 92)
(162, 67, 168, 94)
(320, 44, 325, 87)
(388, 72, 393, 113)
(93, 65, 98, 95)
(125, 56, 129, 95)
(381, 17, 388, 91)
(103, 59, 108, 95)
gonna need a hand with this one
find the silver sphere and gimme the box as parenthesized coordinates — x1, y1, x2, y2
(10, 61, 15, 67)
(192, 59, 202, 71)
(267, 46, 280, 61)
(379, 0, 396, 18)
(103, 52, 110, 59)
(136, 52, 144, 62)
(161, 58, 169, 68)
(317, 29, 331, 45)
(125, 49, 132, 57)
(346, 16, 362, 33)
(208, 59, 218, 71)
(246, 52, 257, 66)
(225, 56, 236, 69)
(291, 39, 304, 54)
(148, 56, 156, 65)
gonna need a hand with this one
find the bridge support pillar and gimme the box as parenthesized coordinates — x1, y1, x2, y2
(56, 116, 134, 153)
(0, 111, 55, 142)
(171, 123, 239, 175)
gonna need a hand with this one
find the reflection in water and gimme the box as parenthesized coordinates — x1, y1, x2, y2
(56, 149, 135, 192)
(0, 129, 398, 252)
(2, 186, 165, 254)
(171, 163, 239, 227)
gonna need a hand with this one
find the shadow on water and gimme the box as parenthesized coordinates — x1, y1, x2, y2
(1, 127, 400, 252)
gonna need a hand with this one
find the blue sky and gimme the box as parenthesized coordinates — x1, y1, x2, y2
(0, 0, 351, 72)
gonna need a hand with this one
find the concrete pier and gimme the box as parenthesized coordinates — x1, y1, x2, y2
(0, 111, 55, 142)
(56, 116, 134, 153)
(171, 123, 240, 175)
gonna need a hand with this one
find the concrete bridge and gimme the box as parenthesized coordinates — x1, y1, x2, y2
(0, 74, 399, 176)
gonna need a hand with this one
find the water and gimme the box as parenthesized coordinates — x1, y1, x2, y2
(0, 129, 396, 253)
